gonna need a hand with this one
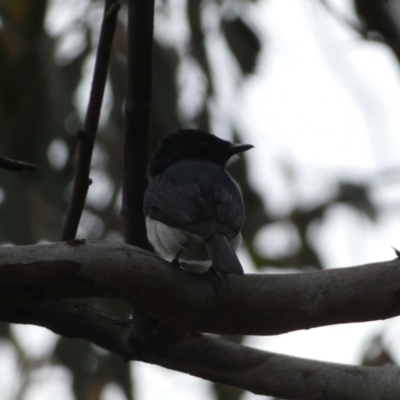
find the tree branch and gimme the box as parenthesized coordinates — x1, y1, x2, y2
(123, 0, 155, 341)
(0, 299, 136, 358)
(62, 0, 120, 241)
(0, 241, 400, 335)
(139, 331, 400, 400)
(122, 0, 154, 249)
(0, 156, 36, 171)
(1, 298, 400, 399)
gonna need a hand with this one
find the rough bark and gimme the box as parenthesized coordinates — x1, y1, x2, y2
(1, 240, 400, 398)
(0, 240, 399, 335)
(1, 297, 400, 400)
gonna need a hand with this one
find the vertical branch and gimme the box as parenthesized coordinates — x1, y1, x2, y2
(122, 0, 154, 249)
(123, 0, 155, 341)
(62, 0, 120, 241)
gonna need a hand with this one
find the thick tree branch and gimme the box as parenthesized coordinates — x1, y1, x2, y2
(140, 333, 400, 400)
(1, 298, 400, 399)
(0, 241, 400, 335)
(62, 0, 120, 241)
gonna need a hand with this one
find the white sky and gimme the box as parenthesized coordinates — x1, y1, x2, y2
(5, 0, 400, 399)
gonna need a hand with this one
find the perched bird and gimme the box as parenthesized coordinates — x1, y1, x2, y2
(143, 129, 253, 275)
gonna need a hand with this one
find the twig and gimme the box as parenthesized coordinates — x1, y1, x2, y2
(62, 0, 120, 241)
(122, 0, 154, 249)
(0, 156, 36, 171)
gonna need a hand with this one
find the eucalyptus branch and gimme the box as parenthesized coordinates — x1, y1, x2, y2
(1, 297, 399, 400)
(0, 241, 399, 335)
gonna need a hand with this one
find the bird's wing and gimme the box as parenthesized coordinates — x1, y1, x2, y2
(144, 161, 244, 239)
(144, 183, 213, 236)
(214, 184, 244, 239)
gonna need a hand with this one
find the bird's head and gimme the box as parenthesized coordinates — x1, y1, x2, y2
(149, 129, 253, 177)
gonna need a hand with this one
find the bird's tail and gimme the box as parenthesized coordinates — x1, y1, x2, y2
(205, 234, 244, 275)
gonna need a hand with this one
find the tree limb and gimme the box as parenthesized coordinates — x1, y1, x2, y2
(1, 298, 400, 400)
(62, 0, 120, 241)
(0, 241, 399, 335)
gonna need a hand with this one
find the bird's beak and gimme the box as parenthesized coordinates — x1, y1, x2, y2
(227, 143, 254, 156)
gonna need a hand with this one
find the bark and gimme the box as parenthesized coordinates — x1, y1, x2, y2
(0, 240, 399, 335)
(1, 297, 400, 400)
(1, 240, 400, 399)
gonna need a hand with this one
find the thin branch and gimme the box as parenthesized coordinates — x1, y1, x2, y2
(0, 156, 36, 171)
(122, 0, 154, 249)
(1, 298, 400, 399)
(62, 0, 120, 241)
(1, 241, 400, 335)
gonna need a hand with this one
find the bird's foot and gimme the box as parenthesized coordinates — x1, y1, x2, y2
(170, 250, 184, 268)
(170, 258, 184, 268)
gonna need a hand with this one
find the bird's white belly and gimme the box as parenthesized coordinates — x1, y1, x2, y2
(145, 217, 210, 263)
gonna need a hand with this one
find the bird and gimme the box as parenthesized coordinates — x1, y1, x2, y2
(143, 129, 253, 275)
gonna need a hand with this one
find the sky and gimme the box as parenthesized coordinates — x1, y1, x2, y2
(4, 0, 400, 399)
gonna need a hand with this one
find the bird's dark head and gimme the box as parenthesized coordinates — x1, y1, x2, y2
(149, 129, 253, 177)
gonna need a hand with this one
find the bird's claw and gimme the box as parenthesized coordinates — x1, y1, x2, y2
(170, 259, 183, 268)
